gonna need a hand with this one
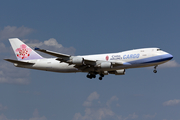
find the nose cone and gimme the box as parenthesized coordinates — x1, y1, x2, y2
(166, 53, 173, 60)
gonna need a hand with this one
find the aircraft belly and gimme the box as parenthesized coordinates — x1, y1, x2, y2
(51, 63, 79, 73)
(27, 61, 79, 73)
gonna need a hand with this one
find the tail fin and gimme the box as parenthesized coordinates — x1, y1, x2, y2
(9, 38, 43, 60)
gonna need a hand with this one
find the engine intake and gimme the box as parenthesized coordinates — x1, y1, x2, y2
(71, 57, 84, 65)
(99, 62, 112, 69)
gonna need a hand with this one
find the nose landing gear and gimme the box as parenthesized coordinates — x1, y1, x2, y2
(153, 65, 158, 73)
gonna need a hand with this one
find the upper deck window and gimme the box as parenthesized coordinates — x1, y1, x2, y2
(157, 49, 162, 51)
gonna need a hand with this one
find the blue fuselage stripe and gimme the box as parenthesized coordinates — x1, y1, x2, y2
(127, 54, 173, 65)
(142, 57, 172, 64)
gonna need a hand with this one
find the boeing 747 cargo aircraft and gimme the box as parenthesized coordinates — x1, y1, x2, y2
(5, 38, 173, 80)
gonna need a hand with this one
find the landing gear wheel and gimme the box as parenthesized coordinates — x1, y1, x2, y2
(100, 74, 104, 77)
(87, 74, 92, 79)
(92, 74, 96, 78)
(99, 77, 102, 80)
(87, 73, 96, 79)
(153, 65, 158, 73)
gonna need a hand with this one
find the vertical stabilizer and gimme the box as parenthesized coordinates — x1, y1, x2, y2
(9, 38, 43, 60)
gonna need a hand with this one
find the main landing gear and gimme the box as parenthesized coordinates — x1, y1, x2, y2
(153, 65, 158, 73)
(99, 74, 104, 80)
(86, 73, 104, 80)
(86, 73, 96, 79)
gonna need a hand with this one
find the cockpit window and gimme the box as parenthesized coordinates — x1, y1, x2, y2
(157, 49, 162, 51)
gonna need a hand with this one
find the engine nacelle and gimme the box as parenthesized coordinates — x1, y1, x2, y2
(99, 62, 112, 69)
(71, 57, 84, 65)
(109, 69, 125, 75)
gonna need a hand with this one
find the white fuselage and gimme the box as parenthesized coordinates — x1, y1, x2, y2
(15, 48, 173, 73)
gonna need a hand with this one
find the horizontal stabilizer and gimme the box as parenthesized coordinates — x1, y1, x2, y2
(4, 59, 35, 65)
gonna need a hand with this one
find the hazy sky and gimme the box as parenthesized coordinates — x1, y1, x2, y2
(0, 1, 180, 120)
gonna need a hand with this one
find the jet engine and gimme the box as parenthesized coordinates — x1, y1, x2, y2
(71, 57, 84, 65)
(99, 62, 112, 69)
(109, 69, 125, 75)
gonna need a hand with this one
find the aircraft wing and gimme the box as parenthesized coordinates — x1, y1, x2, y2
(35, 48, 97, 65)
(35, 48, 123, 69)
(4, 59, 35, 65)
(35, 48, 70, 59)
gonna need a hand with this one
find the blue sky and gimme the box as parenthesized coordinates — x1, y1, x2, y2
(0, 0, 180, 120)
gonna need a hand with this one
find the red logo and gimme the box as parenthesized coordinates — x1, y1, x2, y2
(16, 44, 32, 59)
(106, 55, 109, 61)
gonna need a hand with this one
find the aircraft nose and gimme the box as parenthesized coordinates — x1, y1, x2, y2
(166, 53, 173, 60)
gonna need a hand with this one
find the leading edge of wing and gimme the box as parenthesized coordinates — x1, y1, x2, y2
(35, 48, 70, 59)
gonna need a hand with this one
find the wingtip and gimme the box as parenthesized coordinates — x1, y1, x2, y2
(34, 47, 40, 50)
(4, 59, 8, 61)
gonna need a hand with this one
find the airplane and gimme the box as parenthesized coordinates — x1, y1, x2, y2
(4, 38, 173, 80)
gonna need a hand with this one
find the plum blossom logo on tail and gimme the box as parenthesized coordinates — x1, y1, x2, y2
(106, 55, 109, 61)
(16, 44, 32, 59)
